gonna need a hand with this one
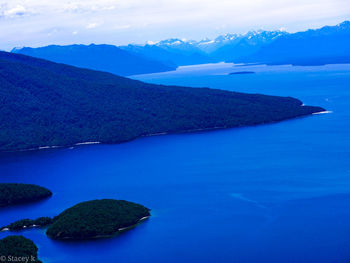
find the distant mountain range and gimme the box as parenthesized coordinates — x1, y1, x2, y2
(126, 21, 349, 66)
(12, 21, 350, 75)
(235, 21, 350, 65)
(208, 31, 288, 62)
(0, 51, 323, 151)
(120, 39, 214, 67)
(119, 31, 287, 66)
(12, 44, 175, 76)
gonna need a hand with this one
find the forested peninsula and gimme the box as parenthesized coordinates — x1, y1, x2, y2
(0, 51, 324, 151)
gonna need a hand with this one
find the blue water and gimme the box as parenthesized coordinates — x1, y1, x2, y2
(1, 63, 350, 263)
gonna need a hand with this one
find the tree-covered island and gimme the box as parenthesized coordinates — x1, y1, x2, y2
(2, 199, 151, 241)
(46, 199, 150, 240)
(0, 235, 42, 263)
(1, 217, 53, 232)
(0, 184, 52, 207)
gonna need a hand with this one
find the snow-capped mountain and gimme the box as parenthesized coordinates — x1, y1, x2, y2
(207, 30, 288, 61)
(237, 20, 350, 65)
(120, 39, 214, 66)
(145, 30, 287, 54)
(196, 34, 240, 53)
(121, 21, 349, 66)
(120, 29, 287, 66)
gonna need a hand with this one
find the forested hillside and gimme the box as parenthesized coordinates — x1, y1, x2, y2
(0, 51, 324, 151)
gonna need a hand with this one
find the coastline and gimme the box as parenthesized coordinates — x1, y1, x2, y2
(13, 141, 101, 153)
(312, 110, 333, 115)
(48, 216, 150, 241)
(117, 216, 150, 232)
(1, 223, 49, 232)
(2, 108, 325, 154)
(1, 216, 150, 238)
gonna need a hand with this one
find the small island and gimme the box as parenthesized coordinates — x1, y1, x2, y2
(0, 235, 42, 263)
(0, 184, 52, 207)
(229, 71, 255, 75)
(46, 199, 150, 240)
(1, 217, 53, 232)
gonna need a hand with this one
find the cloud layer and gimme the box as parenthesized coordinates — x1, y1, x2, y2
(0, 0, 349, 50)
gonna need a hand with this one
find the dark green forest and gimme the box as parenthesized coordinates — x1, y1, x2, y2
(46, 199, 150, 240)
(1, 217, 53, 231)
(0, 184, 52, 207)
(0, 236, 42, 263)
(0, 51, 324, 151)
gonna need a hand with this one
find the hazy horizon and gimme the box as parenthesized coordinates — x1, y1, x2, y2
(5, 19, 350, 53)
(0, 0, 349, 51)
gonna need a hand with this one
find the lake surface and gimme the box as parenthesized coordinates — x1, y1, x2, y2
(1, 63, 350, 263)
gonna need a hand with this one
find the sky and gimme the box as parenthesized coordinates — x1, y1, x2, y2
(0, 0, 349, 50)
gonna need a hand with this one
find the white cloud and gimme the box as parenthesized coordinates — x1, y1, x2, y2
(86, 23, 98, 29)
(0, 3, 31, 18)
(0, 0, 349, 50)
(4, 4, 26, 16)
(114, 24, 131, 30)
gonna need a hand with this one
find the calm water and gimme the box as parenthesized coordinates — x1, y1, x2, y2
(1, 63, 350, 263)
